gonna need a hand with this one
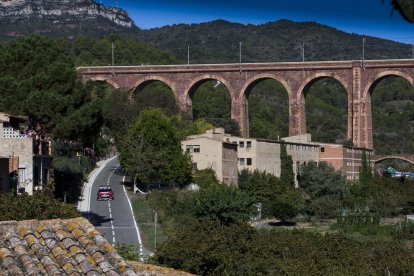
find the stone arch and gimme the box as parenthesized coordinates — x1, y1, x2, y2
(239, 74, 291, 102)
(296, 72, 351, 141)
(374, 156, 414, 165)
(133, 76, 177, 99)
(298, 72, 351, 100)
(86, 76, 120, 89)
(183, 74, 235, 124)
(185, 74, 235, 104)
(363, 70, 414, 99)
(361, 70, 414, 150)
(238, 74, 291, 138)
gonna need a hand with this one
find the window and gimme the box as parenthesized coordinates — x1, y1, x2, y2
(193, 145, 200, 153)
(320, 147, 325, 153)
(246, 141, 251, 148)
(247, 158, 252, 165)
(186, 145, 200, 153)
(239, 158, 245, 165)
(239, 141, 245, 148)
(18, 168, 26, 183)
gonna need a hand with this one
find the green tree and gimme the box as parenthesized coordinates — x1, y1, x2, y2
(280, 143, 295, 186)
(0, 192, 79, 221)
(118, 108, 192, 189)
(299, 161, 348, 199)
(393, 0, 414, 22)
(359, 150, 373, 185)
(299, 161, 348, 218)
(239, 170, 304, 217)
(192, 169, 220, 189)
(185, 183, 257, 226)
(269, 201, 298, 222)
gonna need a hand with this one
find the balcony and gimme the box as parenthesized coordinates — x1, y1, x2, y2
(2, 127, 26, 138)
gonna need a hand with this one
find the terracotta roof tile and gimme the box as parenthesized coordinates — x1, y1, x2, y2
(0, 218, 139, 275)
(0, 217, 195, 276)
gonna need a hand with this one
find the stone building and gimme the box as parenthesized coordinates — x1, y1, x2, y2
(183, 129, 319, 187)
(229, 134, 319, 187)
(283, 134, 373, 181)
(318, 143, 373, 180)
(0, 112, 52, 194)
(181, 129, 238, 185)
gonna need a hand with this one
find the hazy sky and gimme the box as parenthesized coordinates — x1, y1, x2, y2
(101, 0, 414, 43)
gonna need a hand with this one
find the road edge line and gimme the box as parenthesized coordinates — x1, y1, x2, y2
(122, 175, 145, 261)
(77, 155, 117, 215)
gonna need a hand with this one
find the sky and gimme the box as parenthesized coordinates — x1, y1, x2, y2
(101, 0, 414, 44)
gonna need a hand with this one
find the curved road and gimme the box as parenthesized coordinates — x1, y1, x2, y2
(83, 157, 149, 258)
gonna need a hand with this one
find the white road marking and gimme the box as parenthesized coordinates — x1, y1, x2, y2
(106, 167, 116, 245)
(96, 226, 136, 229)
(122, 175, 144, 261)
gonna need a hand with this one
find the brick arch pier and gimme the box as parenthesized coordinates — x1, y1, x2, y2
(77, 59, 414, 149)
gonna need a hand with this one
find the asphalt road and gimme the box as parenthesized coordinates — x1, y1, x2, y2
(87, 157, 147, 257)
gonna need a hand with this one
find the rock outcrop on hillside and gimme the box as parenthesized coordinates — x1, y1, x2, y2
(0, 0, 133, 27)
(0, 0, 137, 39)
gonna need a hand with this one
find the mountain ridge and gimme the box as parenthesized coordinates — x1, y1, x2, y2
(137, 19, 411, 64)
(0, 0, 138, 39)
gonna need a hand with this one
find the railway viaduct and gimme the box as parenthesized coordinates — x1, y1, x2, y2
(78, 59, 414, 150)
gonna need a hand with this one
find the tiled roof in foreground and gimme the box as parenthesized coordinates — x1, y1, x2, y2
(0, 217, 191, 276)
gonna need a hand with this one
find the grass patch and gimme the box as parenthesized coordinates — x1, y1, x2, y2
(130, 194, 168, 252)
(329, 223, 395, 242)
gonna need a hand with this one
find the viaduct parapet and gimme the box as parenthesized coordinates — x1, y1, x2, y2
(77, 59, 414, 149)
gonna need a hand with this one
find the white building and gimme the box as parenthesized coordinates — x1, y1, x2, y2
(182, 129, 320, 187)
(229, 135, 319, 187)
(182, 129, 238, 185)
(0, 112, 52, 194)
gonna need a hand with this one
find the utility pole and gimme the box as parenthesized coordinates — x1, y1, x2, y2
(362, 37, 366, 70)
(187, 45, 190, 65)
(302, 42, 305, 62)
(154, 212, 158, 249)
(111, 43, 115, 76)
(239, 41, 243, 73)
(239, 41, 243, 64)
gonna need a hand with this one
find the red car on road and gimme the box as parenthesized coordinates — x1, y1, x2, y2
(97, 186, 114, 200)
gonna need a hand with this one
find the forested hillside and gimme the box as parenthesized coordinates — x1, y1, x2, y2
(139, 20, 412, 63)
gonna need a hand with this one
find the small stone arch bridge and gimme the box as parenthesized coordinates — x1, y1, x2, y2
(373, 155, 414, 165)
(77, 59, 414, 149)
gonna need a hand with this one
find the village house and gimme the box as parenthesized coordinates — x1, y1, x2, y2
(0, 112, 52, 194)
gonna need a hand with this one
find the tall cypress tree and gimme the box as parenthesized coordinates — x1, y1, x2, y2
(359, 150, 372, 185)
(280, 143, 295, 186)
